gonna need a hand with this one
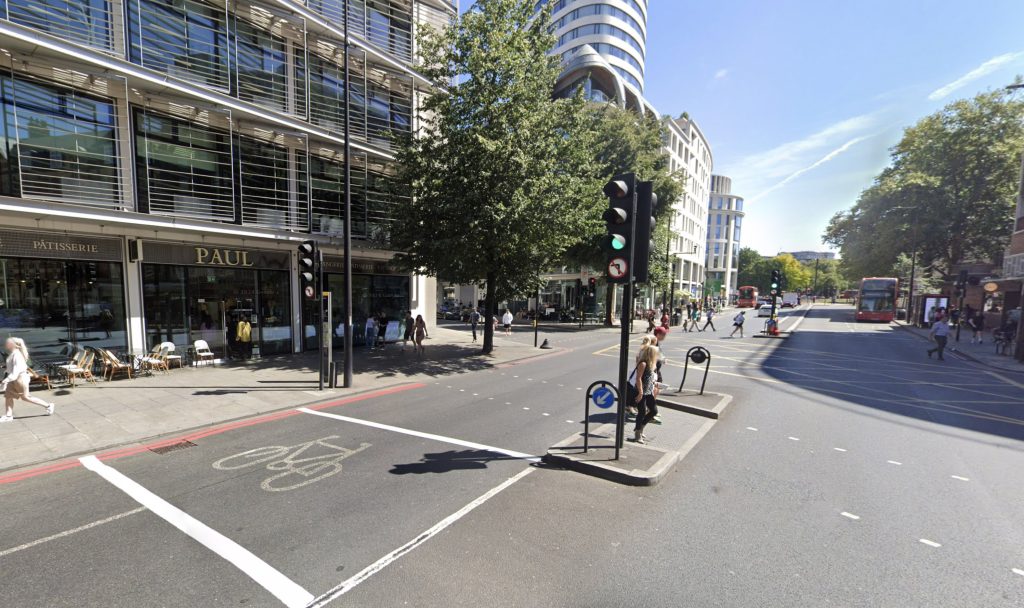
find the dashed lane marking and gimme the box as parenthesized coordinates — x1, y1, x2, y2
(746, 427, 758, 431)
(566, 420, 574, 423)
(887, 460, 903, 466)
(1013, 568, 1024, 577)
(840, 512, 860, 520)
(834, 448, 847, 452)
(919, 539, 942, 548)
(542, 413, 550, 417)
(0, 507, 147, 558)
(788, 436, 800, 441)
(951, 475, 970, 482)
(522, 407, 530, 410)
(81, 456, 314, 608)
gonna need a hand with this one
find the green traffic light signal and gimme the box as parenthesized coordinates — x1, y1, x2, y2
(611, 235, 626, 250)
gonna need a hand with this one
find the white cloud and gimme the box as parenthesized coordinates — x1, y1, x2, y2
(714, 68, 729, 80)
(748, 135, 873, 203)
(731, 112, 880, 183)
(927, 52, 1023, 101)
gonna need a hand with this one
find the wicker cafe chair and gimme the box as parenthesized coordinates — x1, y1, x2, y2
(54, 346, 87, 386)
(160, 342, 183, 369)
(65, 348, 98, 386)
(141, 345, 170, 375)
(27, 362, 52, 390)
(99, 348, 133, 381)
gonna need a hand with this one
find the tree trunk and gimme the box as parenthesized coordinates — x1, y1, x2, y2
(482, 270, 497, 354)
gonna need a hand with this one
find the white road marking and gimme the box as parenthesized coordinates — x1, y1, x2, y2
(523, 407, 530, 410)
(542, 413, 550, 417)
(566, 420, 574, 423)
(746, 427, 758, 431)
(505, 402, 512, 405)
(840, 512, 860, 520)
(472, 393, 479, 396)
(576, 387, 583, 390)
(298, 408, 539, 462)
(951, 475, 970, 482)
(488, 397, 495, 400)
(80, 456, 313, 608)
(887, 460, 902, 466)
(0, 507, 147, 558)
(1013, 568, 1024, 577)
(919, 538, 941, 548)
(307, 467, 535, 607)
(459, 389, 465, 392)
(788, 436, 800, 441)
(833, 448, 847, 452)
(513, 375, 519, 378)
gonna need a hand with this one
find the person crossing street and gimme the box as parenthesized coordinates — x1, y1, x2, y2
(729, 310, 746, 338)
(702, 307, 717, 332)
(927, 315, 950, 361)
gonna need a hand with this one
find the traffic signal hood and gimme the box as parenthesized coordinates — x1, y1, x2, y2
(602, 173, 637, 284)
(633, 180, 657, 284)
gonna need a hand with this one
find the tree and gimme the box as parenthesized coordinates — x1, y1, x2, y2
(563, 104, 683, 323)
(824, 86, 1024, 279)
(801, 259, 849, 295)
(735, 247, 765, 289)
(391, 0, 595, 354)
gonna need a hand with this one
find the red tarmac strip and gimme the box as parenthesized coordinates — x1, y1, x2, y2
(0, 383, 425, 486)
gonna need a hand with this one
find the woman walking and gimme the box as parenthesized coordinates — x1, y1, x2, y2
(632, 343, 659, 444)
(1, 337, 55, 423)
(402, 311, 415, 352)
(414, 315, 428, 357)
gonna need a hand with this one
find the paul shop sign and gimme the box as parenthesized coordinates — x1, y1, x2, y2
(142, 241, 289, 270)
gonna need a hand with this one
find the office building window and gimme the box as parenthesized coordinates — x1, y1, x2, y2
(235, 18, 289, 113)
(129, 0, 230, 90)
(134, 107, 234, 221)
(238, 135, 308, 232)
(6, 0, 115, 52)
(0, 72, 121, 208)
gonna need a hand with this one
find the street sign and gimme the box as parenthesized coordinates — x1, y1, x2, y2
(607, 257, 628, 280)
(984, 281, 999, 293)
(591, 386, 615, 409)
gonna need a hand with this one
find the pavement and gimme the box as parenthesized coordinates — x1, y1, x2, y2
(896, 320, 1024, 373)
(0, 326, 567, 473)
(2, 303, 1023, 607)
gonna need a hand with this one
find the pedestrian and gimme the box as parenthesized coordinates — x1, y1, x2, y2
(660, 309, 670, 328)
(627, 335, 657, 419)
(646, 310, 656, 333)
(632, 343, 660, 444)
(402, 311, 414, 352)
(0, 337, 55, 423)
(729, 310, 746, 338)
(692, 305, 703, 332)
(702, 307, 717, 332)
(502, 309, 514, 336)
(236, 315, 252, 359)
(376, 311, 388, 349)
(469, 307, 481, 343)
(414, 314, 427, 356)
(927, 315, 950, 360)
(364, 315, 377, 349)
(969, 310, 985, 344)
(684, 303, 693, 331)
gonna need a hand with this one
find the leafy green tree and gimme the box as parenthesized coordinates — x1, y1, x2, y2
(563, 105, 683, 323)
(391, 0, 595, 353)
(824, 86, 1024, 279)
(802, 259, 849, 295)
(736, 247, 767, 290)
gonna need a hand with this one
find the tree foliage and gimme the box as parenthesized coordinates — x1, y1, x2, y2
(391, 0, 595, 352)
(824, 87, 1024, 279)
(735, 248, 812, 292)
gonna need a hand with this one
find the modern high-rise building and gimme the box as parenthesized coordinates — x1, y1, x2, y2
(706, 175, 745, 301)
(664, 115, 712, 301)
(0, 0, 455, 362)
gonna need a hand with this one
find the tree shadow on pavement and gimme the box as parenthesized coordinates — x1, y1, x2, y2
(759, 306, 1024, 445)
(389, 449, 527, 474)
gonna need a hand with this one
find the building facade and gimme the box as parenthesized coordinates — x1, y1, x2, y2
(0, 0, 455, 362)
(782, 251, 836, 263)
(705, 174, 744, 301)
(665, 116, 712, 302)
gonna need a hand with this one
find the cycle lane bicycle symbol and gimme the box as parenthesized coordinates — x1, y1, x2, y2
(212, 435, 371, 492)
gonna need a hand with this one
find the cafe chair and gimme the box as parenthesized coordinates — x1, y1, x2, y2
(193, 340, 215, 367)
(65, 348, 98, 386)
(99, 348, 133, 381)
(141, 345, 170, 375)
(160, 342, 183, 369)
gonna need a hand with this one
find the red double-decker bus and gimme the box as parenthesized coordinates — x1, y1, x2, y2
(737, 286, 759, 308)
(855, 277, 899, 322)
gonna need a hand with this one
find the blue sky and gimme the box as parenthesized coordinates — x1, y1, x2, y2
(458, 1, 1024, 255)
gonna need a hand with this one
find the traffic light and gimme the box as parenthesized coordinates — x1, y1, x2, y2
(770, 269, 781, 296)
(587, 277, 597, 297)
(633, 180, 657, 284)
(298, 240, 317, 300)
(602, 172, 636, 284)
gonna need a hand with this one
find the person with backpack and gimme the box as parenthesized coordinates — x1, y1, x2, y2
(729, 310, 746, 338)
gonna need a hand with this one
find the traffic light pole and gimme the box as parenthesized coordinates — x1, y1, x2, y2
(614, 188, 638, 458)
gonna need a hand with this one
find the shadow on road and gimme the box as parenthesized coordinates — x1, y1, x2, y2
(389, 449, 525, 474)
(759, 306, 1024, 443)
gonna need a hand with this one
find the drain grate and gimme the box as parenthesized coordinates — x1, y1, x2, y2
(149, 440, 197, 455)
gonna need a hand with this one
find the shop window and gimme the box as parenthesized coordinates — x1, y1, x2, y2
(6, 0, 115, 52)
(0, 72, 121, 208)
(134, 107, 235, 221)
(0, 257, 126, 362)
(128, 0, 230, 90)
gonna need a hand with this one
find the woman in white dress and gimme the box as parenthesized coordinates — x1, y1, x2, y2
(1, 337, 55, 422)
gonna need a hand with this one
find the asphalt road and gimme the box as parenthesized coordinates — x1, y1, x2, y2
(1, 304, 1022, 607)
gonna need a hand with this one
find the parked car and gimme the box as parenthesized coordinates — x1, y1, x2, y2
(757, 304, 773, 317)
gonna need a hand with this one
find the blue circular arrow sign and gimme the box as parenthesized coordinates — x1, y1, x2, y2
(591, 386, 615, 409)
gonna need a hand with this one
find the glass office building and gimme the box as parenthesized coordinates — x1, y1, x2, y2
(0, 0, 454, 360)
